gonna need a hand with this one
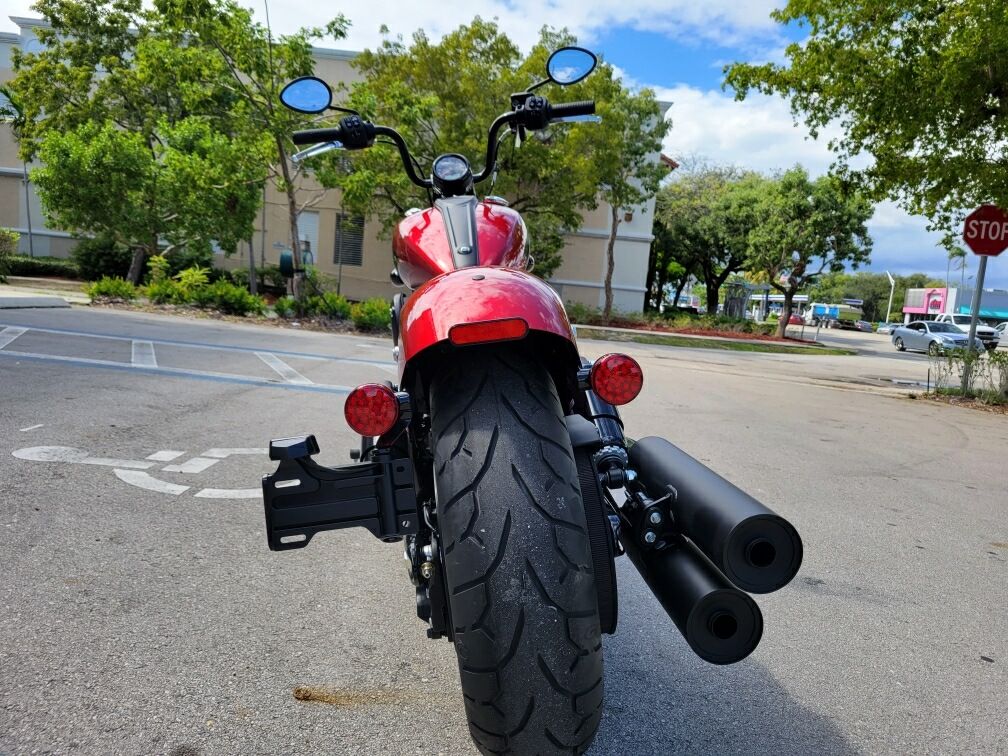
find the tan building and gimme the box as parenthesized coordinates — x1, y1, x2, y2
(1, 16, 666, 312)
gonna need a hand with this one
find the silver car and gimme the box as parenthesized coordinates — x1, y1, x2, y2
(892, 321, 984, 355)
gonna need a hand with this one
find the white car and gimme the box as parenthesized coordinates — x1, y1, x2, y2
(996, 322, 1007, 348)
(932, 313, 999, 351)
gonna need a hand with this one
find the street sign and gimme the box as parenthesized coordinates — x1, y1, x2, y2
(963, 205, 1008, 256)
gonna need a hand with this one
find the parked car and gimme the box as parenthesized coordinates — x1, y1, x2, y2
(995, 322, 1007, 348)
(892, 321, 985, 355)
(932, 313, 999, 351)
(787, 313, 804, 325)
(876, 322, 899, 335)
(855, 320, 873, 332)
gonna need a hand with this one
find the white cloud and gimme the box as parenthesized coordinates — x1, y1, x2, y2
(654, 84, 1008, 286)
(4, 1, 786, 52)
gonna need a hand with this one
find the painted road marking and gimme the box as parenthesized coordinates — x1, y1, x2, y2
(162, 456, 219, 474)
(113, 469, 190, 495)
(0, 322, 393, 367)
(19, 424, 44, 432)
(256, 351, 313, 385)
(0, 349, 353, 394)
(194, 487, 261, 499)
(203, 448, 264, 458)
(146, 450, 184, 462)
(0, 326, 28, 349)
(13, 445, 267, 500)
(131, 340, 157, 368)
(12, 446, 153, 469)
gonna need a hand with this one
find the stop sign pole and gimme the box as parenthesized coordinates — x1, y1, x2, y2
(961, 205, 1008, 387)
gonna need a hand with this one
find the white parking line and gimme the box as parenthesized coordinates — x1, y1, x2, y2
(0, 326, 28, 349)
(0, 348, 352, 394)
(202, 448, 265, 458)
(194, 487, 262, 499)
(131, 340, 157, 368)
(19, 424, 44, 432)
(162, 456, 219, 474)
(255, 352, 313, 385)
(146, 450, 184, 462)
(113, 469, 189, 495)
(12, 445, 153, 469)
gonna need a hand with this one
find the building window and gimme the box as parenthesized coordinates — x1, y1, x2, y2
(334, 212, 364, 266)
(299, 210, 320, 263)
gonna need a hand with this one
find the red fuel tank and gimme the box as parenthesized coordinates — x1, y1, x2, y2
(393, 200, 527, 288)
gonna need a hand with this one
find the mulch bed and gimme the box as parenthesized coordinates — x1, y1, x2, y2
(914, 393, 1008, 415)
(589, 319, 820, 345)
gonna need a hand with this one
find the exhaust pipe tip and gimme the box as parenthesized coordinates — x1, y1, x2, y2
(724, 515, 803, 594)
(686, 588, 763, 665)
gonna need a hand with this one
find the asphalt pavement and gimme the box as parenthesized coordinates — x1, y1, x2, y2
(1, 307, 1005, 755)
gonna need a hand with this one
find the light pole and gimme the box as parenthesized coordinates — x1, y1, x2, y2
(885, 270, 895, 322)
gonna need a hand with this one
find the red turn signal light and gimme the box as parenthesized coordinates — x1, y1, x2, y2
(449, 317, 529, 346)
(344, 383, 400, 437)
(590, 353, 643, 405)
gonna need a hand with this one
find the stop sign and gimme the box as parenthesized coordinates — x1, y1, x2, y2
(963, 205, 1008, 256)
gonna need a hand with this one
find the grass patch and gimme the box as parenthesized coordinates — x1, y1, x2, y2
(575, 326, 855, 355)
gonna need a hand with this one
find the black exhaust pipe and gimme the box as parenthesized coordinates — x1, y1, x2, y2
(629, 437, 802, 594)
(621, 522, 763, 665)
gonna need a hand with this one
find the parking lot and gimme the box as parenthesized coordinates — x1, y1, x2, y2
(1, 307, 1005, 755)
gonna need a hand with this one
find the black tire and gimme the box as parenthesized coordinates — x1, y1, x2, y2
(430, 347, 603, 755)
(928, 340, 940, 357)
(894, 337, 905, 351)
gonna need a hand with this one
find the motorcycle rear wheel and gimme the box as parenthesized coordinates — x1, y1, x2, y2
(430, 347, 603, 755)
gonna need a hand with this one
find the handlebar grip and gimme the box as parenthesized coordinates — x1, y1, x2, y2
(292, 128, 344, 146)
(547, 100, 596, 120)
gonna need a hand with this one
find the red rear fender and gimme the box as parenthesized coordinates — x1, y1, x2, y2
(398, 267, 577, 371)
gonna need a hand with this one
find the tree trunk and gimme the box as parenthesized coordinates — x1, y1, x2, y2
(705, 278, 720, 316)
(776, 288, 796, 338)
(644, 241, 658, 312)
(603, 205, 620, 319)
(276, 140, 303, 300)
(126, 247, 147, 284)
(247, 238, 257, 295)
(672, 274, 689, 311)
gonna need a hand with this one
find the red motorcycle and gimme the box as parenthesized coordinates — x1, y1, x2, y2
(265, 47, 802, 755)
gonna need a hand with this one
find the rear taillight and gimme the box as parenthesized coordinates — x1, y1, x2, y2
(344, 383, 400, 437)
(590, 353, 643, 405)
(449, 317, 529, 346)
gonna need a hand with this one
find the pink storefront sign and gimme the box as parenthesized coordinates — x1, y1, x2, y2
(904, 288, 947, 315)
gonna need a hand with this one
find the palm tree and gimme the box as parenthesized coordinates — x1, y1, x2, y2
(0, 85, 35, 257)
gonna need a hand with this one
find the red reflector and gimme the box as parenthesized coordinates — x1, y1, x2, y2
(344, 383, 400, 437)
(449, 318, 529, 346)
(590, 353, 643, 405)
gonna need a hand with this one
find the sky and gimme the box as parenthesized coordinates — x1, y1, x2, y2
(4, 2, 1006, 288)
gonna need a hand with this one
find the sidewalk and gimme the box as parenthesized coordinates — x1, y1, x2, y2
(0, 277, 88, 308)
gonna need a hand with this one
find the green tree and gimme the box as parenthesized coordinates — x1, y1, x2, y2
(9, 0, 262, 282)
(724, 0, 1008, 237)
(156, 0, 348, 296)
(747, 167, 873, 337)
(654, 163, 765, 314)
(591, 82, 670, 317)
(645, 192, 696, 311)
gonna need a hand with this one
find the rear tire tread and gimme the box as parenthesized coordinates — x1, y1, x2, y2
(431, 349, 603, 755)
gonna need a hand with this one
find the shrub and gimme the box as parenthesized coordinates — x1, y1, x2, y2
(0, 228, 20, 282)
(147, 255, 170, 284)
(172, 266, 210, 299)
(4, 254, 80, 279)
(273, 296, 296, 318)
(164, 246, 214, 278)
(195, 279, 264, 315)
(351, 297, 391, 331)
(72, 235, 134, 281)
(144, 279, 180, 304)
(314, 292, 351, 319)
(87, 276, 136, 301)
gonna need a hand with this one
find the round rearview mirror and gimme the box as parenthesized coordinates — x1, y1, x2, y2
(547, 47, 598, 86)
(280, 76, 332, 114)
